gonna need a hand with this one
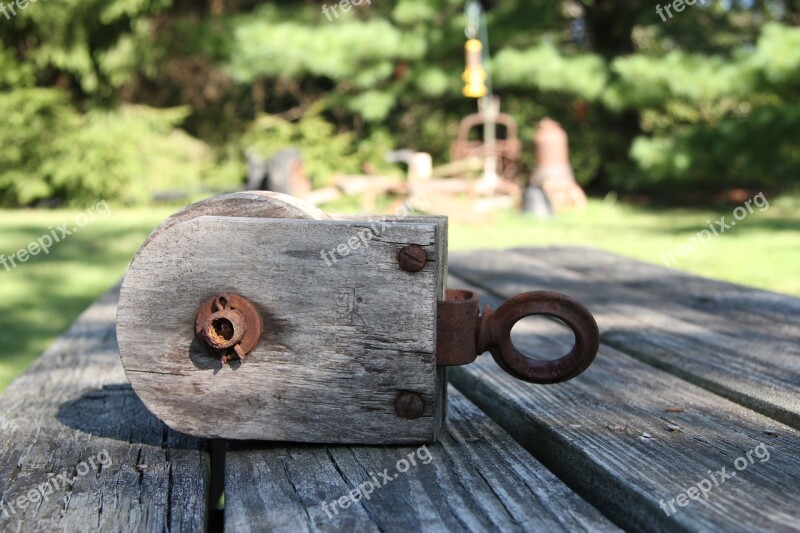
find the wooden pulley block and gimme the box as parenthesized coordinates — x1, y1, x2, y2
(117, 192, 600, 444)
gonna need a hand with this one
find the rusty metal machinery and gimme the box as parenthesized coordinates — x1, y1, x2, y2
(117, 192, 599, 444)
(451, 111, 522, 182)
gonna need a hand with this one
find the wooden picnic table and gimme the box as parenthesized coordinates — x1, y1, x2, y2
(1, 246, 798, 532)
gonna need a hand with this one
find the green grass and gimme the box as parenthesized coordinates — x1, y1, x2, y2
(1, 194, 798, 391)
(0, 206, 174, 391)
(447, 194, 800, 296)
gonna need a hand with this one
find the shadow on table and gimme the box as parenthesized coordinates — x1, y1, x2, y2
(57, 383, 201, 449)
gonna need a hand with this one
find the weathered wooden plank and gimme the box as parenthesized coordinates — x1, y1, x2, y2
(0, 287, 209, 532)
(518, 246, 800, 336)
(224, 387, 620, 533)
(446, 268, 800, 533)
(449, 249, 800, 431)
(118, 216, 445, 444)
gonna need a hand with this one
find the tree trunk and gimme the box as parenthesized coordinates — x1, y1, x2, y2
(580, 0, 641, 192)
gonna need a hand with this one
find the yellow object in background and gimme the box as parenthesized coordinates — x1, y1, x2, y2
(462, 38, 488, 98)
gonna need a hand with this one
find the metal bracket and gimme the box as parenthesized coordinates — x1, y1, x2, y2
(436, 289, 600, 384)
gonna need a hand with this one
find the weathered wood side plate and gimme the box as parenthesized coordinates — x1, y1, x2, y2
(117, 209, 446, 444)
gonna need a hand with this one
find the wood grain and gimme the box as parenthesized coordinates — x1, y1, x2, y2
(118, 216, 444, 444)
(449, 248, 800, 431)
(331, 214, 450, 438)
(9, 241, 797, 532)
(140, 191, 328, 252)
(0, 287, 208, 532)
(446, 264, 800, 533)
(224, 387, 620, 533)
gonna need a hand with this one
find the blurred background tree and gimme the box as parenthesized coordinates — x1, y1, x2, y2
(1, 0, 799, 206)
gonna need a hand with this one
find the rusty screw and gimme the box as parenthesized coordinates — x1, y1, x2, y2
(395, 391, 425, 419)
(398, 245, 427, 272)
(196, 293, 263, 365)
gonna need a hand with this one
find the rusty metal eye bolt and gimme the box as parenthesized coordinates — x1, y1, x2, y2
(195, 293, 262, 364)
(479, 291, 600, 384)
(438, 289, 600, 384)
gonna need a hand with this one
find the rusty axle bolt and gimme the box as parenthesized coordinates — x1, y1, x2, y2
(196, 293, 262, 364)
(395, 391, 425, 419)
(201, 309, 246, 351)
(398, 245, 427, 272)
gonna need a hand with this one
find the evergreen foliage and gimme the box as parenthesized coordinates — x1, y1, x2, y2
(1, 0, 798, 205)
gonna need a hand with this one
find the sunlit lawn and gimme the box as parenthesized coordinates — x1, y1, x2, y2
(0, 206, 174, 391)
(1, 194, 798, 391)
(448, 194, 800, 296)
